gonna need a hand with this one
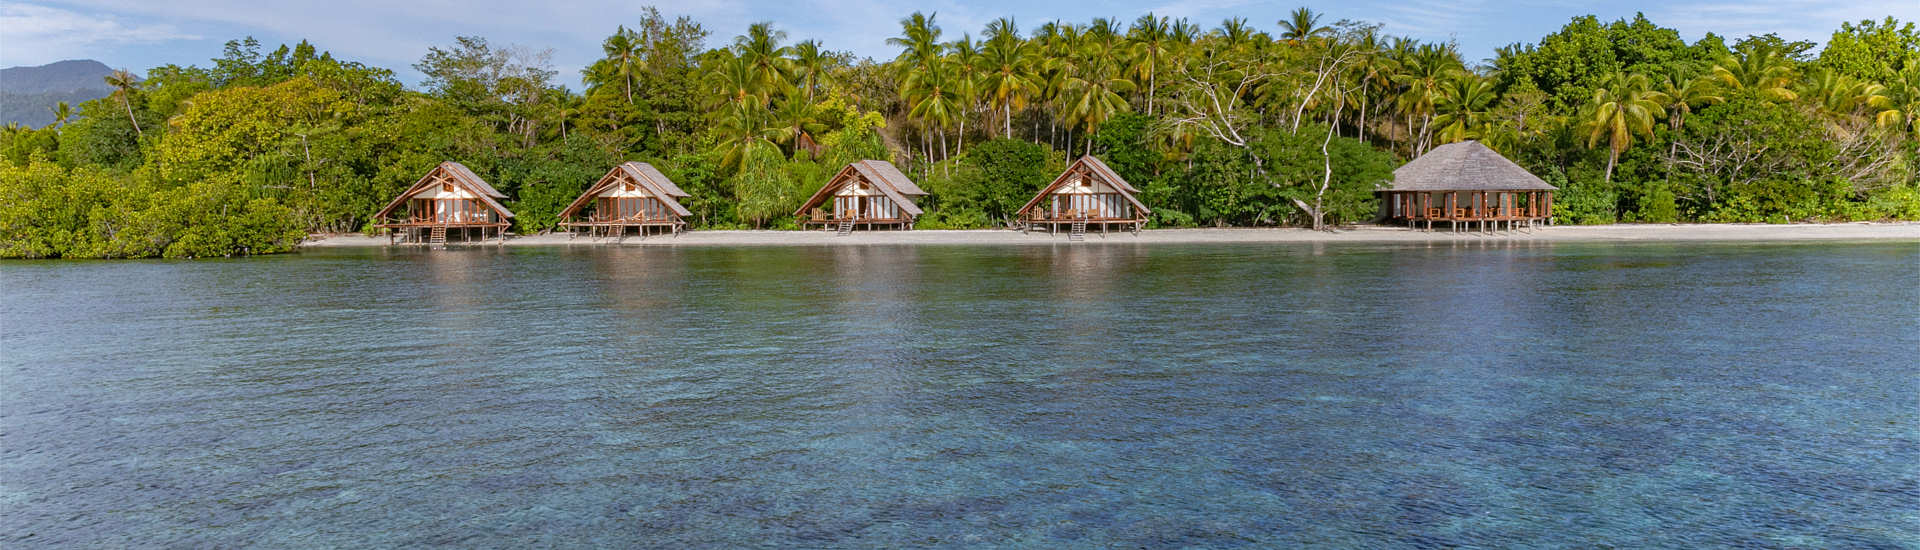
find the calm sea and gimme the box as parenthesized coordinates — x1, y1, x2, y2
(2, 241, 1916, 547)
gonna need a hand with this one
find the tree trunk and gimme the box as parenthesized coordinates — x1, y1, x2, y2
(122, 95, 143, 139)
(1147, 71, 1156, 116)
(300, 134, 316, 191)
(1005, 103, 1012, 138)
(1605, 148, 1618, 183)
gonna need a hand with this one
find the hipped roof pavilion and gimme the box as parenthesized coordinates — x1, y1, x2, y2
(1378, 140, 1557, 231)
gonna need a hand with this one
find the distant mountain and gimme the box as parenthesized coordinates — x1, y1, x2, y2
(1, 60, 122, 128)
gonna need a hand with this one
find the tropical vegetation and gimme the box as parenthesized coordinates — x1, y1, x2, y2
(3, 9, 1916, 257)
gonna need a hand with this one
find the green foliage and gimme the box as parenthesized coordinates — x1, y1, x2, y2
(1549, 168, 1618, 224)
(940, 138, 1051, 223)
(1250, 125, 1397, 226)
(731, 145, 796, 228)
(1817, 17, 1920, 84)
(8, 13, 1920, 260)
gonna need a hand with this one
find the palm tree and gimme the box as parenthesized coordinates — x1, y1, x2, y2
(549, 94, 580, 140)
(704, 52, 769, 110)
(981, 19, 1039, 137)
(770, 97, 826, 157)
(1062, 50, 1135, 155)
(1432, 74, 1496, 144)
(1797, 68, 1887, 127)
(789, 40, 832, 104)
(1650, 70, 1722, 134)
(1579, 72, 1663, 183)
(599, 26, 641, 103)
(1648, 69, 1723, 179)
(711, 102, 783, 175)
(1712, 43, 1797, 102)
(104, 69, 143, 139)
(1392, 44, 1459, 154)
(49, 101, 72, 130)
(948, 34, 985, 155)
(903, 60, 961, 172)
(1872, 63, 1920, 138)
(1277, 7, 1332, 45)
(735, 23, 792, 96)
(1127, 14, 1172, 116)
(1215, 18, 1256, 53)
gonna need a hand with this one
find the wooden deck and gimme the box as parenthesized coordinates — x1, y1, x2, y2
(799, 216, 913, 230)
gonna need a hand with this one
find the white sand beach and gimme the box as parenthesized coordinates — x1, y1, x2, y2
(303, 222, 1920, 248)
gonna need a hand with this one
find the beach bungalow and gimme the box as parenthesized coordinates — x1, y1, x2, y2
(1377, 140, 1556, 232)
(1017, 155, 1149, 238)
(557, 161, 692, 237)
(795, 160, 926, 233)
(373, 161, 514, 244)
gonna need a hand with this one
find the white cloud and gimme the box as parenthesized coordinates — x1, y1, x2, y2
(0, 3, 200, 66)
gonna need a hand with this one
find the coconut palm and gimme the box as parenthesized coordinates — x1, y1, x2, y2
(1579, 72, 1663, 183)
(1647, 69, 1724, 179)
(1649, 70, 1723, 134)
(981, 19, 1039, 137)
(949, 34, 985, 153)
(1871, 63, 1920, 138)
(789, 40, 833, 104)
(704, 52, 766, 110)
(1276, 7, 1332, 45)
(1712, 43, 1797, 102)
(1062, 52, 1135, 155)
(599, 26, 641, 103)
(1392, 44, 1460, 154)
(1214, 18, 1257, 53)
(770, 96, 826, 157)
(735, 23, 792, 96)
(711, 102, 783, 175)
(1432, 74, 1497, 144)
(104, 69, 143, 139)
(49, 101, 72, 130)
(1127, 14, 1173, 116)
(1797, 68, 1890, 129)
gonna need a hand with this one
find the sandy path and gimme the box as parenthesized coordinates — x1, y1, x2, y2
(302, 223, 1920, 248)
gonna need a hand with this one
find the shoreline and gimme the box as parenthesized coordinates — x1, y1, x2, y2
(303, 223, 1920, 248)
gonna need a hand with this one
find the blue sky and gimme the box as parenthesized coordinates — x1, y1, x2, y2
(3, 0, 1914, 89)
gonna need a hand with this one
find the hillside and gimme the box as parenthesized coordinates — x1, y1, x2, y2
(1, 60, 120, 127)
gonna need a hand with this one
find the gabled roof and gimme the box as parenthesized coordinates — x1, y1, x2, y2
(1384, 141, 1557, 192)
(374, 161, 516, 220)
(558, 162, 692, 220)
(1015, 155, 1150, 216)
(793, 160, 925, 217)
(623, 161, 689, 198)
(854, 160, 926, 196)
(1078, 155, 1139, 194)
(442, 161, 508, 198)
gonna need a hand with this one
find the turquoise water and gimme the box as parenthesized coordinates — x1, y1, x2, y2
(2, 242, 1916, 547)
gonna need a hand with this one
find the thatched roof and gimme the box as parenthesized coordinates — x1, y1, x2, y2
(374, 161, 515, 220)
(1015, 155, 1150, 216)
(1384, 141, 1556, 192)
(794, 160, 925, 217)
(558, 162, 692, 220)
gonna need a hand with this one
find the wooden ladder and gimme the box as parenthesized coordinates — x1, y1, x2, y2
(1069, 220, 1087, 241)
(836, 218, 855, 236)
(428, 226, 448, 245)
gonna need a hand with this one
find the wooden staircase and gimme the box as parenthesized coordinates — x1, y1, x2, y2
(836, 218, 855, 236)
(428, 226, 448, 245)
(1069, 220, 1087, 241)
